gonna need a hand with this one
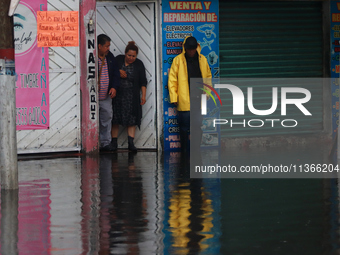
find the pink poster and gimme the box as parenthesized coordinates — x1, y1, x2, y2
(14, 1, 49, 130)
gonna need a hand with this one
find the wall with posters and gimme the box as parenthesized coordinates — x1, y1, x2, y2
(162, 0, 219, 151)
(14, 0, 82, 154)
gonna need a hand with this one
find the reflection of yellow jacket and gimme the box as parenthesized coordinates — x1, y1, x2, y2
(168, 37, 212, 111)
(168, 184, 214, 252)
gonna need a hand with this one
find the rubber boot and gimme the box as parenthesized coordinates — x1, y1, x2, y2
(111, 138, 117, 151)
(128, 136, 137, 152)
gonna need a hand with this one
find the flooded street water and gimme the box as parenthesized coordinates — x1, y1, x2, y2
(0, 147, 339, 254)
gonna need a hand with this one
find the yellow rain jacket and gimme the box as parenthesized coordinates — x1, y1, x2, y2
(168, 37, 212, 111)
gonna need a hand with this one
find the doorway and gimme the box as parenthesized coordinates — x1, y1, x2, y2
(97, 2, 157, 149)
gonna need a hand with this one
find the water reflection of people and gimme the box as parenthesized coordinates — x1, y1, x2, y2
(164, 152, 217, 254)
(99, 154, 114, 255)
(112, 153, 148, 254)
(99, 153, 148, 254)
(169, 178, 214, 254)
(111, 41, 148, 152)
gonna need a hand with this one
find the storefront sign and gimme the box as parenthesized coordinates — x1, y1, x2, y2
(162, 0, 219, 151)
(14, 1, 49, 130)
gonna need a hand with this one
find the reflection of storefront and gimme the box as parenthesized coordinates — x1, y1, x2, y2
(14, 159, 84, 253)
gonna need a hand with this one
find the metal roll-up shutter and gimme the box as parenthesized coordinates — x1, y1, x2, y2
(219, 1, 323, 138)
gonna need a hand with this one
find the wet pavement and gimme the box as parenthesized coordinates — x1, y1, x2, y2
(0, 146, 339, 255)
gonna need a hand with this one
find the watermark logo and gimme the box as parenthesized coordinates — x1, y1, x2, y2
(200, 83, 312, 128)
(200, 83, 222, 115)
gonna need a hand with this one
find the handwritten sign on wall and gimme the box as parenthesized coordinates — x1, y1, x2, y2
(37, 11, 79, 47)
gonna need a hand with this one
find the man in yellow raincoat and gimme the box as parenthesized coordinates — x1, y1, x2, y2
(168, 36, 212, 153)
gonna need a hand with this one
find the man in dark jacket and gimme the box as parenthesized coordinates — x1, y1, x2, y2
(97, 34, 120, 151)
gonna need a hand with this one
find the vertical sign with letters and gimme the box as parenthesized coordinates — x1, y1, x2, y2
(87, 37, 97, 121)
